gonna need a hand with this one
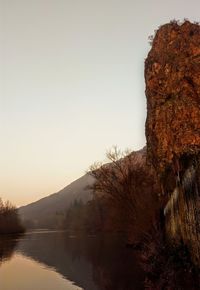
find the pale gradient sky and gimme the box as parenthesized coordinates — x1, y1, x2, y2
(1, 0, 199, 206)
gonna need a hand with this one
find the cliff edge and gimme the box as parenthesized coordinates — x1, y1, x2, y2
(145, 20, 200, 264)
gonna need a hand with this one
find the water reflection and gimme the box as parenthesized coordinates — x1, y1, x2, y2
(0, 231, 144, 290)
(0, 253, 82, 290)
(0, 235, 21, 263)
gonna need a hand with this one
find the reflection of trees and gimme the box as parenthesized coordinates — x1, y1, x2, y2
(17, 232, 99, 290)
(83, 235, 145, 290)
(62, 235, 145, 290)
(17, 232, 144, 290)
(0, 235, 21, 264)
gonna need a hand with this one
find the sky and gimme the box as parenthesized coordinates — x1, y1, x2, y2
(1, 0, 200, 206)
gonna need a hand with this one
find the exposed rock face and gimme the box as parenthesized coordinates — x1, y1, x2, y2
(164, 157, 200, 264)
(145, 21, 200, 173)
(145, 21, 200, 264)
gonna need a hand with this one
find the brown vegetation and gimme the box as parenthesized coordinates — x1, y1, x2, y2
(62, 147, 162, 245)
(87, 146, 162, 243)
(140, 221, 200, 290)
(0, 198, 25, 234)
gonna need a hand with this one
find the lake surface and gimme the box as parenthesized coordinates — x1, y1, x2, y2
(0, 231, 144, 290)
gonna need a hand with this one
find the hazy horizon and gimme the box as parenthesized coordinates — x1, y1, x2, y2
(1, 0, 200, 206)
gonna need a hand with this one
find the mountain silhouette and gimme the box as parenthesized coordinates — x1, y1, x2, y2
(19, 174, 94, 229)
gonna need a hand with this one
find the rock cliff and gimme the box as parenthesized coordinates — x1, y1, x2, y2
(145, 20, 200, 264)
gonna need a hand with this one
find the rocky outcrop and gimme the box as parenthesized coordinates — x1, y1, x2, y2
(145, 20, 200, 173)
(145, 21, 200, 264)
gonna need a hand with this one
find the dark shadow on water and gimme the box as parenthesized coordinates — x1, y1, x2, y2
(0, 234, 22, 263)
(15, 231, 144, 290)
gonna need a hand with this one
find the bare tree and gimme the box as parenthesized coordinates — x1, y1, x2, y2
(88, 146, 161, 242)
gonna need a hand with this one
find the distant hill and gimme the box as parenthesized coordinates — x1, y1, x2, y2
(19, 147, 147, 230)
(18, 174, 95, 229)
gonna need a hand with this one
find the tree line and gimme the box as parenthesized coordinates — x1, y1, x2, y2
(62, 146, 161, 244)
(0, 198, 25, 234)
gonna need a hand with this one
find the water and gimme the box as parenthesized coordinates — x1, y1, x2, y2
(0, 231, 144, 290)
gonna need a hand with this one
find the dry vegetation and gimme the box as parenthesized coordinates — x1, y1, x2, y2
(0, 198, 25, 234)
